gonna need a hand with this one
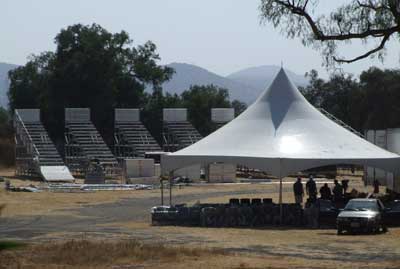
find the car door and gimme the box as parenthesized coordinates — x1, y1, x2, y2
(377, 200, 387, 225)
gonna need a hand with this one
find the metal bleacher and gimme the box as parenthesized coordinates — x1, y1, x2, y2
(318, 108, 365, 138)
(14, 109, 74, 181)
(64, 108, 120, 178)
(114, 109, 161, 158)
(162, 108, 202, 152)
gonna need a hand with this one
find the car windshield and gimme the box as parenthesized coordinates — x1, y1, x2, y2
(344, 200, 379, 211)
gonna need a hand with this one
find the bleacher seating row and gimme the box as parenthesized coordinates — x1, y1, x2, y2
(115, 121, 161, 158)
(14, 108, 234, 180)
(163, 121, 203, 151)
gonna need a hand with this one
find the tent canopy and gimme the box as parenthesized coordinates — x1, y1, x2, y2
(162, 68, 400, 177)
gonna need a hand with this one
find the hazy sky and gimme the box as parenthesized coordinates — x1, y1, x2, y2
(1, 0, 399, 78)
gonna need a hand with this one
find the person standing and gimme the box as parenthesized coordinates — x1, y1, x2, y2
(306, 175, 317, 201)
(332, 180, 343, 202)
(293, 177, 304, 204)
(319, 183, 332, 200)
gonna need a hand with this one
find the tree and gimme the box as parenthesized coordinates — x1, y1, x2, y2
(141, 91, 182, 143)
(260, 0, 400, 66)
(8, 23, 173, 144)
(301, 70, 364, 130)
(300, 67, 400, 132)
(359, 67, 400, 129)
(0, 107, 11, 138)
(231, 100, 247, 116)
(181, 85, 231, 135)
(0, 107, 14, 166)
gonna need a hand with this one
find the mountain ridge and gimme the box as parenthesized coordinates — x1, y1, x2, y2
(163, 63, 308, 104)
(0, 62, 18, 108)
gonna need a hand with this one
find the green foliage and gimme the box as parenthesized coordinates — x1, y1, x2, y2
(231, 100, 247, 116)
(0, 107, 9, 127)
(301, 67, 400, 131)
(8, 23, 174, 144)
(142, 85, 243, 141)
(0, 108, 14, 167)
(359, 67, 400, 129)
(260, 0, 400, 66)
(181, 85, 231, 135)
(0, 240, 26, 252)
(142, 91, 183, 143)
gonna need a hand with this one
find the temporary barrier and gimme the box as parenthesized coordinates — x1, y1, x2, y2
(208, 163, 236, 183)
(124, 158, 155, 178)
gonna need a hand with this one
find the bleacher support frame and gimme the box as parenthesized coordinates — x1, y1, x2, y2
(14, 109, 70, 180)
(14, 110, 41, 177)
(64, 108, 121, 179)
(162, 108, 202, 152)
(114, 109, 162, 159)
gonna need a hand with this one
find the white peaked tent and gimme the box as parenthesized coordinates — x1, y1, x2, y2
(162, 68, 400, 211)
(162, 68, 400, 216)
(162, 68, 400, 176)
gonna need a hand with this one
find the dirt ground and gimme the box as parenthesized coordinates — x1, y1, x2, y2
(1, 167, 399, 269)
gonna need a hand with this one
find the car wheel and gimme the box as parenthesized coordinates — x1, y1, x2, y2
(337, 227, 343, 235)
(382, 224, 388, 233)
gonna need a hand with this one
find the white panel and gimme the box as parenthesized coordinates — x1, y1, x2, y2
(125, 159, 155, 178)
(366, 130, 375, 143)
(175, 164, 200, 180)
(387, 172, 394, 190)
(212, 108, 235, 123)
(365, 130, 375, 185)
(154, 163, 161, 177)
(16, 109, 40, 122)
(365, 129, 389, 186)
(386, 129, 400, 190)
(375, 169, 387, 185)
(163, 108, 187, 122)
(375, 130, 387, 149)
(65, 108, 90, 122)
(208, 163, 236, 183)
(387, 128, 400, 154)
(115, 109, 140, 122)
(40, 166, 74, 181)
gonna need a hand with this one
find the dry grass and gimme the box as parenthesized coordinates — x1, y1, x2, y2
(0, 239, 227, 269)
(1, 236, 400, 269)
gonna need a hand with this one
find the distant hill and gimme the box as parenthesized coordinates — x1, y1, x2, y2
(162, 63, 259, 103)
(227, 65, 308, 94)
(0, 62, 18, 108)
(162, 63, 308, 104)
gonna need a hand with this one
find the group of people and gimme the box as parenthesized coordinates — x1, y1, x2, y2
(293, 175, 349, 204)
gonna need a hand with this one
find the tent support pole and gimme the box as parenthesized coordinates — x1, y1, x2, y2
(169, 171, 173, 206)
(279, 158, 283, 225)
(160, 178, 164, 206)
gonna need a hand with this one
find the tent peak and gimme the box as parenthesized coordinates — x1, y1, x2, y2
(256, 67, 304, 104)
